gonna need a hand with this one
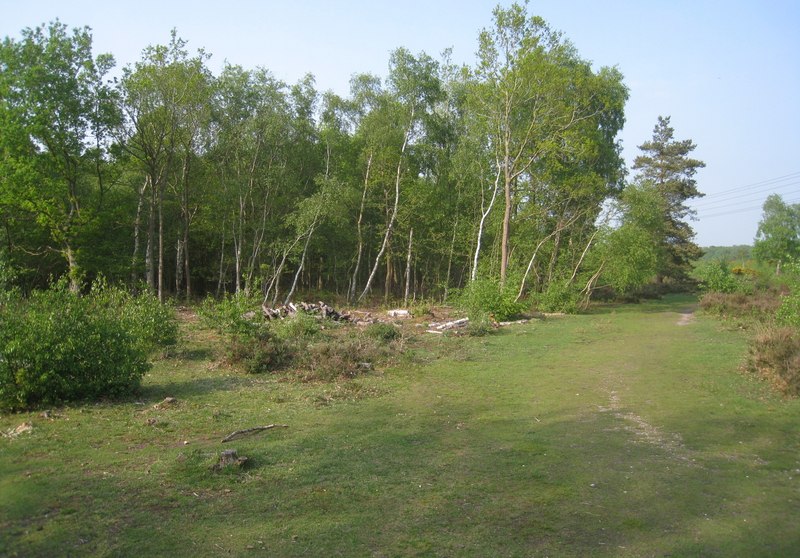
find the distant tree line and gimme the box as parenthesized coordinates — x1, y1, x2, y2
(0, 4, 705, 308)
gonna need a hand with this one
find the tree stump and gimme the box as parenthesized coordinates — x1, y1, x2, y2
(213, 449, 248, 471)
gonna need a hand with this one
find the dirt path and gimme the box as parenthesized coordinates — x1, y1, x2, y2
(599, 390, 700, 467)
(676, 309, 696, 326)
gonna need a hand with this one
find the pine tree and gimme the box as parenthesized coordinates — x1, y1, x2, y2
(632, 116, 705, 281)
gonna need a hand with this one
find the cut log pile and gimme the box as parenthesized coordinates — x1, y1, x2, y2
(349, 310, 378, 326)
(257, 302, 537, 332)
(261, 301, 350, 322)
(426, 317, 470, 333)
(259, 303, 415, 326)
(425, 317, 530, 334)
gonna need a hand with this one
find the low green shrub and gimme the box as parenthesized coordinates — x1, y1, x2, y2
(228, 329, 293, 374)
(775, 261, 800, 328)
(199, 296, 403, 379)
(699, 291, 782, 323)
(533, 282, 580, 314)
(197, 293, 265, 337)
(746, 326, 800, 396)
(454, 279, 527, 321)
(219, 310, 321, 374)
(466, 315, 494, 337)
(271, 311, 321, 341)
(299, 333, 389, 381)
(364, 322, 401, 343)
(692, 260, 755, 294)
(91, 279, 178, 354)
(776, 292, 800, 328)
(410, 300, 434, 318)
(0, 282, 157, 411)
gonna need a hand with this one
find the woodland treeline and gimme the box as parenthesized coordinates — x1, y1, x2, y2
(0, 4, 704, 308)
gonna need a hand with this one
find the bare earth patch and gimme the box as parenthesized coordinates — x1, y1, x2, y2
(600, 391, 699, 466)
(676, 311, 695, 326)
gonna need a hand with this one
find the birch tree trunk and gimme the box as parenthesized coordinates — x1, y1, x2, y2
(500, 157, 512, 285)
(216, 217, 226, 296)
(131, 176, 148, 288)
(348, 152, 373, 301)
(145, 176, 156, 292)
(404, 228, 413, 306)
(471, 168, 502, 281)
(157, 183, 164, 302)
(358, 115, 412, 302)
(284, 223, 316, 304)
(175, 239, 184, 297)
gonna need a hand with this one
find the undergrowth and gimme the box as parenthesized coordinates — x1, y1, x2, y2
(199, 297, 404, 381)
(0, 279, 177, 411)
(701, 260, 800, 397)
(699, 291, 782, 325)
(746, 326, 800, 396)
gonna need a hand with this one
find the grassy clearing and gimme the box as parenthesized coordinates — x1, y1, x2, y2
(2, 294, 799, 557)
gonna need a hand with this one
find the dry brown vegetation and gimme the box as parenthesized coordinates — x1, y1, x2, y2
(746, 326, 800, 397)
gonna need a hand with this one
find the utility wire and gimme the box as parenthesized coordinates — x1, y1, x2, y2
(694, 179, 800, 209)
(693, 182, 800, 212)
(700, 195, 800, 219)
(696, 170, 800, 202)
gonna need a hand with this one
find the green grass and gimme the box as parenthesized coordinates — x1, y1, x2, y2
(2, 294, 799, 556)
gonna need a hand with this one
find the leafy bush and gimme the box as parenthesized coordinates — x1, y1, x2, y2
(692, 260, 754, 294)
(197, 293, 265, 337)
(0, 248, 16, 292)
(216, 308, 324, 374)
(200, 296, 324, 374)
(91, 279, 178, 354)
(364, 322, 401, 343)
(776, 292, 800, 328)
(0, 283, 158, 411)
(746, 326, 800, 396)
(466, 315, 494, 337)
(199, 296, 402, 379)
(228, 329, 293, 374)
(271, 311, 321, 340)
(299, 333, 390, 381)
(533, 282, 581, 313)
(454, 279, 527, 321)
(775, 261, 800, 328)
(699, 291, 782, 324)
(410, 299, 434, 318)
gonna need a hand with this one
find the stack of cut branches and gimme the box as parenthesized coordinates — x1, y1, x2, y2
(426, 318, 470, 333)
(261, 301, 350, 322)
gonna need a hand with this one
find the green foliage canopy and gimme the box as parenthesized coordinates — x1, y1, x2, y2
(753, 194, 800, 274)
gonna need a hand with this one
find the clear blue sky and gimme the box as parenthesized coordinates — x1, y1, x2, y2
(3, 0, 799, 247)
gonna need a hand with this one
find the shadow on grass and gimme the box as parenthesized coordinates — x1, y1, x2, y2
(586, 293, 699, 316)
(139, 374, 256, 401)
(3, 386, 797, 557)
(3, 293, 795, 557)
(170, 347, 216, 361)
(227, 399, 800, 557)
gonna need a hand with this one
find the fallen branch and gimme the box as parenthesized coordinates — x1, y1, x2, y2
(425, 316, 535, 333)
(428, 317, 469, 331)
(221, 424, 288, 443)
(497, 319, 530, 326)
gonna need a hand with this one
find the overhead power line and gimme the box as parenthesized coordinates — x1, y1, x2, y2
(693, 180, 800, 211)
(699, 195, 800, 219)
(694, 179, 800, 209)
(696, 170, 800, 202)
